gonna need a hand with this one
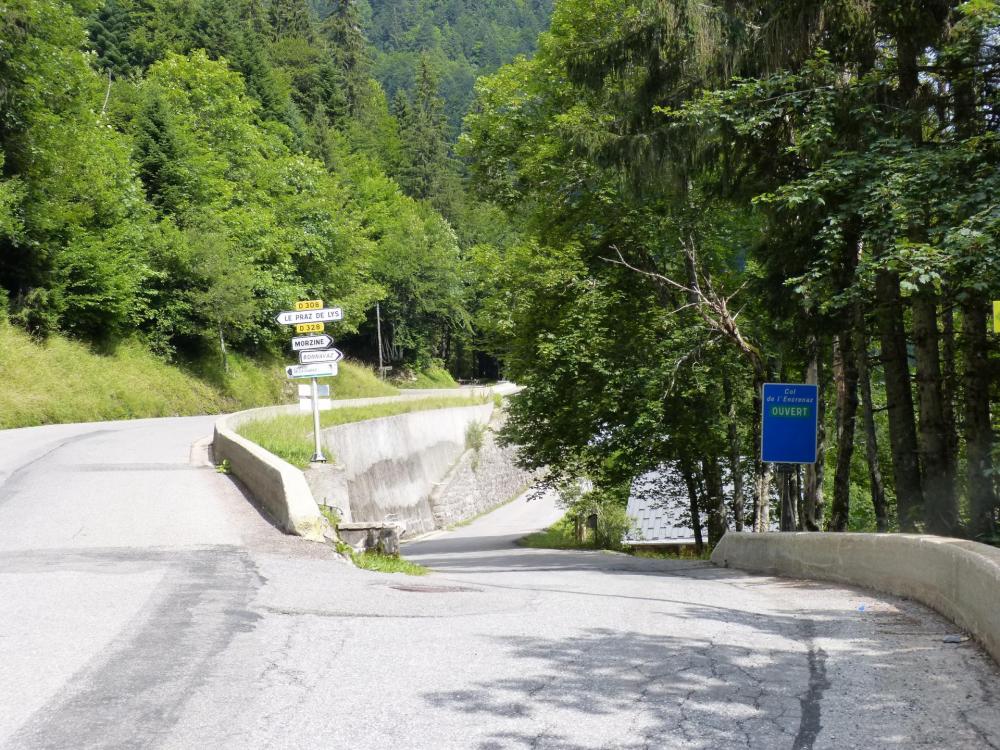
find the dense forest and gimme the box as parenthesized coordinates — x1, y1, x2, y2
(314, 0, 554, 131)
(463, 0, 1000, 543)
(0, 0, 533, 382)
(1, 0, 998, 542)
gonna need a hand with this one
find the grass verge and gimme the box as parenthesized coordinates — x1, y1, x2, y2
(396, 364, 460, 389)
(351, 551, 429, 575)
(518, 515, 592, 550)
(0, 320, 400, 429)
(519, 513, 712, 560)
(236, 393, 491, 467)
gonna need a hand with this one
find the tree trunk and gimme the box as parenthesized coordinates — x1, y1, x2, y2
(755, 462, 773, 533)
(830, 333, 859, 532)
(702, 455, 728, 546)
(778, 468, 796, 532)
(803, 340, 825, 530)
(681, 460, 704, 552)
(878, 36, 926, 531)
(723, 373, 745, 531)
(941, 303, 959, 480)
(217, 321, 229, 375)
(963, 297, 998, 540)
(856, 327, 889, 532)
(795, 465, 804, 531)
(913, 289, 956, 534)
(751, 370, 774, 532)
(875, 268, 923, 530)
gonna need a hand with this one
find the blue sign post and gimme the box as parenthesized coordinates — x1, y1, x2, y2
(761, 383, 819, 464)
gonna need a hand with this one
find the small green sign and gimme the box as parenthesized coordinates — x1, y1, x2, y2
(769, 405, 813, 419)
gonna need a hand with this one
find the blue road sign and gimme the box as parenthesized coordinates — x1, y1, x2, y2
(761, 383, 819, 464)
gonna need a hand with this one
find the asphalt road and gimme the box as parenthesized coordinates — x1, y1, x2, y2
(1, 417, 998, 750)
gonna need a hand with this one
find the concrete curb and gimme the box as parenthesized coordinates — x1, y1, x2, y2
(712, 532, 1000, 664)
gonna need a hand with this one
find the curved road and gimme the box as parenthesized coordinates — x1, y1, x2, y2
(0, 417, 997, 749)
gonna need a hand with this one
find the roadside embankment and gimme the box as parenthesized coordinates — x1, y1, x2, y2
(712, 532, 1000, 664)
(214, 384, 531, 543)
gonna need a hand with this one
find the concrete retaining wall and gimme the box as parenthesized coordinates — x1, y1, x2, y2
(712, 532, 1000, 664)
(213, 405, 329, 542)
(318, 403, 495, 536)
(214, 385, 527, 541)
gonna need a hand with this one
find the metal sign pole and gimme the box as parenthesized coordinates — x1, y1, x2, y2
(310, 377, 326, 463)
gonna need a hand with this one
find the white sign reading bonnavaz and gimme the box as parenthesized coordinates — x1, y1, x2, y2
(275, 308, 343, 326)
(298, 348, 344, 365)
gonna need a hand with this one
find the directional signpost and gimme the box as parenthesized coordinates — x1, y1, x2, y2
(275, 301, 345, 463)
(285, 362, 338, 379)
(761, 382, 819, 532)
(291, 333, 335, 352)
(298, 384, 331, 413)
(275, 308, 343, 326)
(298, 348, 343, 365)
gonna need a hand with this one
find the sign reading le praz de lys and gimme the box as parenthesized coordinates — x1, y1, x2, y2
(761, 382, 819, 464)
(275, 307, 343, 326)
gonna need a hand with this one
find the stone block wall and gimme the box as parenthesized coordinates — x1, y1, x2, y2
(429, 413, 537, 528)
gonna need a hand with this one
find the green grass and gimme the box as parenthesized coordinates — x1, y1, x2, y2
(630, 546, 712, 561)
(0, 322, 230, 428)
(0, 320, 403, 429)
(396, 364, 460, 389)
(326, 361, 399, 399)
(236, 392, 491, 467)
(350, 551, 429, 575)
(519, 513, 712, 560)
(518, 515, 593, 550)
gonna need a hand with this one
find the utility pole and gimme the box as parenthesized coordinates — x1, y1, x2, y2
(376, 300, 384, 378)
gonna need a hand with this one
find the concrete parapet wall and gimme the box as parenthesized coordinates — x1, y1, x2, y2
(319, 403, 495, 536)
(712, 532, 1000, 664)
(213, 405, 329, 542)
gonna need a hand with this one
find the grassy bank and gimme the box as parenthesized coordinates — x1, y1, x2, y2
(395, 364, 460, 389)
(0, 321, 398, 429)
(519, 514, 711, 560)
(236, 393, 491, 467)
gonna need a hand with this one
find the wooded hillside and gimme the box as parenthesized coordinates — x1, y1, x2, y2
(463, 0, 1000, 543)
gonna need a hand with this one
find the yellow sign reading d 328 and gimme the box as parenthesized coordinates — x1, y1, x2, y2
(295, 299, 323, 311)
(295, 322, 325, 334)
(994, 301, 1000, 333)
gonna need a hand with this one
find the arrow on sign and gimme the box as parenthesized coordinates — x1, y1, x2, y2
(286, 362, 339, 379)
(291, 333, 334, 352)
(298, 348, 344, 365)
(275, 307, 343, 326)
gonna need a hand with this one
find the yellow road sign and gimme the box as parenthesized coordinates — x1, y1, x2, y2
(295, 322, 325, 334)
(994, 301, 1000, 334)
(295, 299, 323, 311)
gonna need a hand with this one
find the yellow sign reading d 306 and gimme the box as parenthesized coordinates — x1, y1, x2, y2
(994, 301, 1000, 334)
(295, 322, 325, 334)
(295, 299, 323, 311)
